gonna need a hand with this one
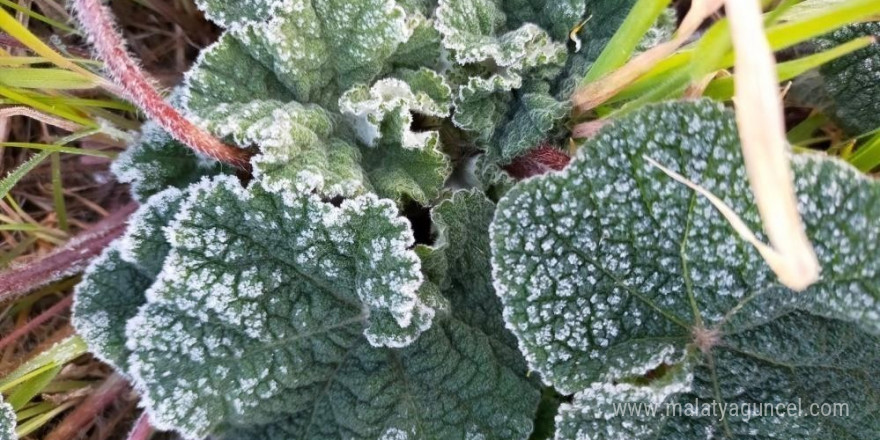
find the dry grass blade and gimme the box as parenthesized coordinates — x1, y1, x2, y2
(725, 0, 820, 291)
(0, 203, 136, 301)
(571, 0, 725, 112)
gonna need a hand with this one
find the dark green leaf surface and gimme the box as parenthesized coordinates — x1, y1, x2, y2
(492, 100, 880, 439)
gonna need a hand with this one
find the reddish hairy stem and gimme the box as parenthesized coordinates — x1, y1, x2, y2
(0, 295, 73, 351)
(45, 373, 131, 440)
(126, 413, 154, 440)
(70, 0, 252, 170)
(0, 203, 137, 302)
(503, 145, 571, 180)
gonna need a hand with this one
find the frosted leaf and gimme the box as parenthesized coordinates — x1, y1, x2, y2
(203, 99, 369, 198)
(493, 82, 569, 162)
(556, 362, 693, 440)
(229, 0, 410, 106)
(0, 395, 14, 440)
(339, 68, 452, 204)
(502, 0, 586, 42)
(491, 100, 880, 439)
(554, 0, 636, 97)
(435, 0, 566, 68)
(217, 189, 539, 440)
(815, 22, 880, 136)
(339, 68, 451, 148)
(194, 0, 291, 27)
(74, 245, 154, 373)
(359, 130, 451, 205)
(74, 189, 184, 373)
(388, 13, 443, 70)
(182, 34, 294, 115)
(635, 8, 678, 53)
(112, 121, 227, 202)
(452, 73, 521, 142)
(118, 188, 185, 276)
(126, 176, 440, 437)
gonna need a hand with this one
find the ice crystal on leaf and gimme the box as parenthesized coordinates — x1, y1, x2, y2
(73, 188, 184, 373)
(0, 395, 14, 440)
(491, 100, 880, 439)
(76, 177, 540, 440)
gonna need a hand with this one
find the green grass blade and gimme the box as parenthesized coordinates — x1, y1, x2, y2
(6, 365, 61, 410)
(0, 150, 50, 199)
(0, 0, 78, 33)
(15, 402, 55, 422)
(0, 142, 116, 158)
(703, 35, 875, 100)
(0, 336, 87, 392)
(50, 153, 68, 232)
(848, 131, 880, 172)
(0, 86, 96, 127)
(0, 67, 99, 89)
(14, 400, 76, 437)
(582, 0, 672, 84)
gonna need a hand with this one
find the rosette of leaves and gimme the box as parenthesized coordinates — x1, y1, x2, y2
(74, 175, 540, 439)
(491, 100, 880, 439)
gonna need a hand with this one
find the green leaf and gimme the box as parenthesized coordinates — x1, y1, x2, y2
(815, 22, 880, 136)
(194, 0, 287, 27)
(112, 120, 227, 202)
(435, 0, 566, 68)
(340, 68, 453, 203)
(452, 73, 520, 142)
(0, 395, 15, 440)
(73, 188, 184, 373)
(388, 13, 444, 70)
(126, 176, 438, 436)
(228, 0, 410, 106)
(219, 190, 540, 440)
(492, 100, 880, 439)
(556, 0, 637, 97)
(502, 0, 586, 42)
(493, 82, 569, 162)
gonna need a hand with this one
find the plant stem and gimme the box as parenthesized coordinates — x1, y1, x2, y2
(0, 203, 137, 302)
(0, 295, 72, 351)
(44, 373, 130, 440)
(70, 0, 252, 170)
(126, 412, 154, 440)
(503, 145, 571, 179)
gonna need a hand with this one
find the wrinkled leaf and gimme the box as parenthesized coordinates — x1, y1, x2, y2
(492, 100, 880, 439)
(816, 22, 880, 136)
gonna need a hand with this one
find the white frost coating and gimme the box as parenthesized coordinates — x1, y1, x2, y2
(380, 427, 410, 440)
(0, 396, 14, 440)
(338, 72, 452, 149)
(435, 0, 565, 68)
(124, 175, 438, 438)
(118, 187, 184, 266)
(194, 0, 292, 28)
(491, 100, 880, 439)
(72, 240, 133, 374)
